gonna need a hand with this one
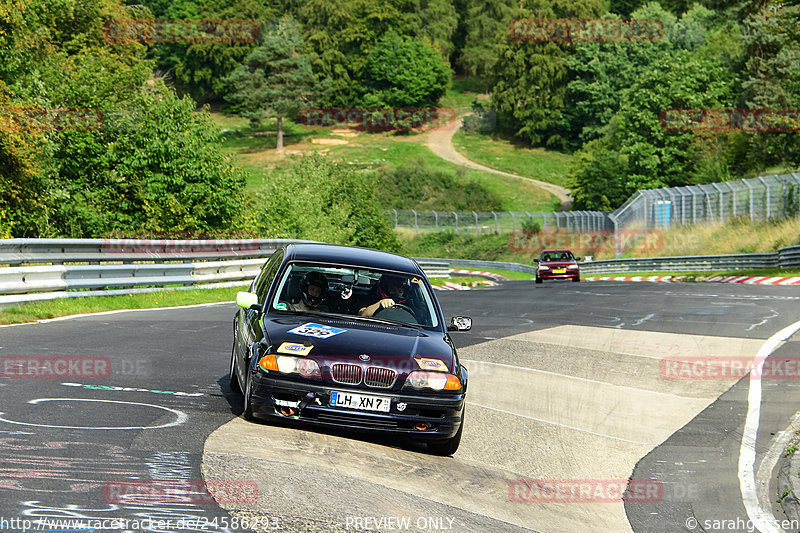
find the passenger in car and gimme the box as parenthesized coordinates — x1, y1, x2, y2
(296, 271, 330, 312)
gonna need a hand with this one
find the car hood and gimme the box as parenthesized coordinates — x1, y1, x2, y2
(263, 315, 456, 374)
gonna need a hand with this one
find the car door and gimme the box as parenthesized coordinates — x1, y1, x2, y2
(234, 249, 284, 384)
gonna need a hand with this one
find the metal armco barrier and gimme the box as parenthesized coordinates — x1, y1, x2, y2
(2, 239, 798, 309)
(0, 238, 306, 266)
(418, 245, 800, 277)
(0, 238, 312, 308)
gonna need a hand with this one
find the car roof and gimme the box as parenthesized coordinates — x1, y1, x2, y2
(541, 248, 573, 253)
(284, 243, 424, 274)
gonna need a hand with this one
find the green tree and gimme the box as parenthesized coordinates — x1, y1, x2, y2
(224, 16, 327, 150)
(564, 5, 678, 148)
(249, 156, 400, 252)
(733, 0, 800, 172)
(361, 31, 450, 107)
(455, 0, 515, 77)
(399, 0, 459, 60)
(490, 0, 605, 149)
(569, 49, 735, 209)
(298, 0, 401, 106)
(48, 81, 245, 236)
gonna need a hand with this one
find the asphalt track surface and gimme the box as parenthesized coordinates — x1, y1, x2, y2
(1, 280, 800, 533)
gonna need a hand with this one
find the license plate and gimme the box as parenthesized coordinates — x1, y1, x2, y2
(553, 269, 567, 274)
(330, 391, 391, 412)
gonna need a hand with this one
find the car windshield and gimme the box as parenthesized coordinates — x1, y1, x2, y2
(270, 262, 439, 329)
(542, 251, 574, 261)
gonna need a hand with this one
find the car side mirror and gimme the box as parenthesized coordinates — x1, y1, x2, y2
(575, 257, 582, 262)
(533, 258, 539, 263)
(236, 291, 262, 312)
(448, 316, 472, 331)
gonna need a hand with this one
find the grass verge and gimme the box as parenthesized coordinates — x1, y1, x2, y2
(0, 286, 241, 325)
(452, 129, 573, 188)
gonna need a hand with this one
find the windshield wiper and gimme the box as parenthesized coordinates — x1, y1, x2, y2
(355, 315, 424, 329)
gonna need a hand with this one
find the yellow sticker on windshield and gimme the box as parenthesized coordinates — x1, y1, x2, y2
(411, 277, 422, 284)
(277, 342, 313, 355)
(415, 358, 446, 371)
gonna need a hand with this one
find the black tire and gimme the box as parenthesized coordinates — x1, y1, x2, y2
(427, 408, 464, 456)
(572, 276, 580, 282)
(229, 338, 241, 394)
(242, 369, 255, 421)
(535, 277, 543, 284)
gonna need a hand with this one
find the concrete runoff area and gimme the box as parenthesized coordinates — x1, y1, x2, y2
(203, 326, 763, 532)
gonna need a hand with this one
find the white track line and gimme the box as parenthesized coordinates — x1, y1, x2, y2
(739, 320, 800, 533)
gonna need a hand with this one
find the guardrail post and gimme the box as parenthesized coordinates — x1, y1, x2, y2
(728, 182, 737, 218)
(758, 176, 771, 219)
(511, 212, 516, 233)
(745, 180, 755, 221)
(492, 211, 498, 233)
(412, 209, 418, 232)
(452, 211, 458, 234)
(433, 211, 439, 232)
(473, 211, 478, 235)
(392, 209, 398, 229)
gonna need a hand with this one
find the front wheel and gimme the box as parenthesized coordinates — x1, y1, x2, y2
(572, 276, 580, 282)
(229, 339, 241, 393)
(535, 277, 543, 284)
(427, 408, 464, 456)
(242, 369, 255, 421)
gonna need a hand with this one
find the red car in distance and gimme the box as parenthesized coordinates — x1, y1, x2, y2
(535, 249, 581, 283)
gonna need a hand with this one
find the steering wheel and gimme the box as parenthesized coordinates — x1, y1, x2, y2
(376, 302, 418, 321)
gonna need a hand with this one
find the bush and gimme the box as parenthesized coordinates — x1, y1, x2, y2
(248, 155, 400, 252)
(48, 81, 245, 236)
(373, 158, 502, 211)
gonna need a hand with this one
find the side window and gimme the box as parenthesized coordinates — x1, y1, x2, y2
(254, 251, 283, 303)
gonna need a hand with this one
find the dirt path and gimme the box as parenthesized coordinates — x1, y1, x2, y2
(426, 116, 572, 210)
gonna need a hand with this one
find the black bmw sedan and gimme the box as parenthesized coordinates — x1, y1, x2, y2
(229, 243, 472, 455)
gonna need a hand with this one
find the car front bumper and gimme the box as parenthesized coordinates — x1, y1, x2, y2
(538, 270, 580, 280)
(249, 371, 465, 441)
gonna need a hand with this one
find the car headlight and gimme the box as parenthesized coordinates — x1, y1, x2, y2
(568, 265, 579, 270)
(258, 354, 321, 378)
(538, 265, 550, 271)
(403, 371, 461, 391)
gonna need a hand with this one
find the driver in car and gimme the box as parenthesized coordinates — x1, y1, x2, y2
(358, 274, 410, 317)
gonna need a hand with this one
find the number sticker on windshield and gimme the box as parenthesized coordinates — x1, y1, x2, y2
(288, 323, 346, 339)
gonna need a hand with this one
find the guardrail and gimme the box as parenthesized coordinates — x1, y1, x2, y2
(0, 238, 300, 266)
(416, 245, 800, 277)
(0, 239, 311, 308)
(2, 240, 798, 309)
(0, 240, 454, 308)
